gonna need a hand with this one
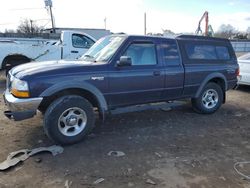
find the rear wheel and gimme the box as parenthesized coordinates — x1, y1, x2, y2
(4, 57, 30, 75)
(192, 82, 223, 114)
(44, 95, 95, 145)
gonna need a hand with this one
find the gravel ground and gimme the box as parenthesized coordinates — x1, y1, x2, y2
(0, 71, 250, 188)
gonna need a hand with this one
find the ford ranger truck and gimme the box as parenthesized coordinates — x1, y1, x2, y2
(3, 35, 239, 144)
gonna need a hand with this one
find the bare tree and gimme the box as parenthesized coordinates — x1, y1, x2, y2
(17, 19, 43, 34)
(4, 29, 16, 33)
(247, 27, 250, 33)
(214, 24, 237, 38)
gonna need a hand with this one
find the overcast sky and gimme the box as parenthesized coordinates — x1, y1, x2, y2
(0, 0, 250, 34)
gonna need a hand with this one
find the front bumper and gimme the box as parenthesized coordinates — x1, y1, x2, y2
(3, 90, 43, 121)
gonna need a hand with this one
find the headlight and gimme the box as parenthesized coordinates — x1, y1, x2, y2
(11, 78, 30, 98)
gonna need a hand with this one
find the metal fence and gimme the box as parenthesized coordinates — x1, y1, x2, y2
(0, 33, 60, 39)
(231, 41, 250, 53)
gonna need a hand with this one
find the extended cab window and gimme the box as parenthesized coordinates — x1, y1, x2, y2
(186, 44, 217, 60)
(216, 46, 230, 60)
(72, 34, 95, 48)
(124, 43, 157, 65)
(185, 44, 231, 60)
(161, 40, 180, 65)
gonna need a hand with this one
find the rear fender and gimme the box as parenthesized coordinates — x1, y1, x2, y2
(195, 73, 227, 98)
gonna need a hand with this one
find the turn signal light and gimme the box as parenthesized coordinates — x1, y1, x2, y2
(11, 88, 30, 98)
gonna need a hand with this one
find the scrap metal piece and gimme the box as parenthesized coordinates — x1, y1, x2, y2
(0, 149, 30, 170)
(146, 179, 157, 185)
(107, 151, 125, 157)
(28, 145, 64, 156)
(0, 145, 64, 171)
(93, 178, 105, 185)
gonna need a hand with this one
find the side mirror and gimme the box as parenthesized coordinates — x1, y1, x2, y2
(116, 56, 132, 67)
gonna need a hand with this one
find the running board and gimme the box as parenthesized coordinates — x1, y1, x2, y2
(110, 101, 187, 115)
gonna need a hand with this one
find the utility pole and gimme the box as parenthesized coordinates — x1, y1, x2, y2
(104, 17, 107, 30)
(30, 19, 33, 33)
(44, 0, 55, 33)
(144, 12, 147, 35)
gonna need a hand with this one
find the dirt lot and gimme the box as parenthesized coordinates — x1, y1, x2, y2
(0, 73, 250, 188)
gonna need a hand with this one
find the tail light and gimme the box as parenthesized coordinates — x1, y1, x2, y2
(236, 68, 240, 76)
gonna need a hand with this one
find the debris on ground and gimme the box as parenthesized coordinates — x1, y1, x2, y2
(35, 158, 42, 163)
(128, 182, 135, 187)
(93, 178, 105, 185)
(234, 113, 243, 117)
(219, 176, 226, 181)
(154, 152, 162, 158)
(0, 145, 64, 171)
(234, 161, 250, 180)
(107, 151, 125, 157)
(146, 178, 156, 185)
(64, 180, 72, 188)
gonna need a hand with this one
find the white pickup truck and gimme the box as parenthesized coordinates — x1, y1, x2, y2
(0, 31, 96, 72)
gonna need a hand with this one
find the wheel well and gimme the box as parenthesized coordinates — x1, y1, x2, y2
(2, 55, 31, 69)
(39, 88, 100, 113)
(209, 77, 226, 103)
(209, 77, 226, 91)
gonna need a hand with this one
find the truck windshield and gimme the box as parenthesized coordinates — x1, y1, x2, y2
(80, 36, 125, 62)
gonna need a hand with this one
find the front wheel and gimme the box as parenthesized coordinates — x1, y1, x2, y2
(44, 95, 95, 145)
(192, 82, 223, 114)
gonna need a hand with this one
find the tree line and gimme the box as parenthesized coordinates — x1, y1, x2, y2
(1, 18, 250, 40)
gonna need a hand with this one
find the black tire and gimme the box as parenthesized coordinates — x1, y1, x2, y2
(192, 82, 223, 114)
(5, 57, 30, 76)
(44, 95, 95, 145)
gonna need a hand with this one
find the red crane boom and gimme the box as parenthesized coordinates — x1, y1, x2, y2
(195, 11, 209, 36)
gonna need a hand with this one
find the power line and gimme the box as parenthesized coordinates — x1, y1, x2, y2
(9, 8, 44, 11)
(0, 22, 16, 26)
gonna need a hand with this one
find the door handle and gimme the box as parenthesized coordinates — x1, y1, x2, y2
(71, 50, 79, 53)
(153, 71, 161, 76)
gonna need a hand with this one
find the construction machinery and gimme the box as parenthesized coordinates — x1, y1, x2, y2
(195, 11, 214, 37)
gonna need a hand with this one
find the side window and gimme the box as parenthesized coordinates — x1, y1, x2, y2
(216, 46, 230, 60)
(123, 43, 157, 65)
(185, 44, 217, 60)
(161, 40, 180, 65)
(72, 34, 95, 48)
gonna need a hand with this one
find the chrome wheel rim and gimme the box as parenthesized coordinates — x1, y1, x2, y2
(58, 107, 87, 137)
(202, 89, 218, 109)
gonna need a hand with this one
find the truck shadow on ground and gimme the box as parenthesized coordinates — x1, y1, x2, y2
(24, 102, 249, 152)
(236, 85, 250, 92)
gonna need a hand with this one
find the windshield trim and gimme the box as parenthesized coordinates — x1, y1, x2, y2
(80, 35, 127, 63)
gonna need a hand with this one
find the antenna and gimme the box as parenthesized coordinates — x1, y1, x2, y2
(44, 0, 55, 33)
(144, 12, 147, 35)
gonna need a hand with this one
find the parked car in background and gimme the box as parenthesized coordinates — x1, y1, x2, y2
(238, 53, 250, 86)
(0, 31, 96, 73)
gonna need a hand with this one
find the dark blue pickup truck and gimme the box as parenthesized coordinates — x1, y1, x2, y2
(3, 35, 239, 144)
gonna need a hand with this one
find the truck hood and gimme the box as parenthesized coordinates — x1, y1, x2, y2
(10, 60, 103, 79)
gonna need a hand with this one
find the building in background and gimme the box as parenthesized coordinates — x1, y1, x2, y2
(42, 28, 111, 39)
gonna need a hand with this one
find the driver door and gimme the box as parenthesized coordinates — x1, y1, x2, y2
(107, 41, 165, 107)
